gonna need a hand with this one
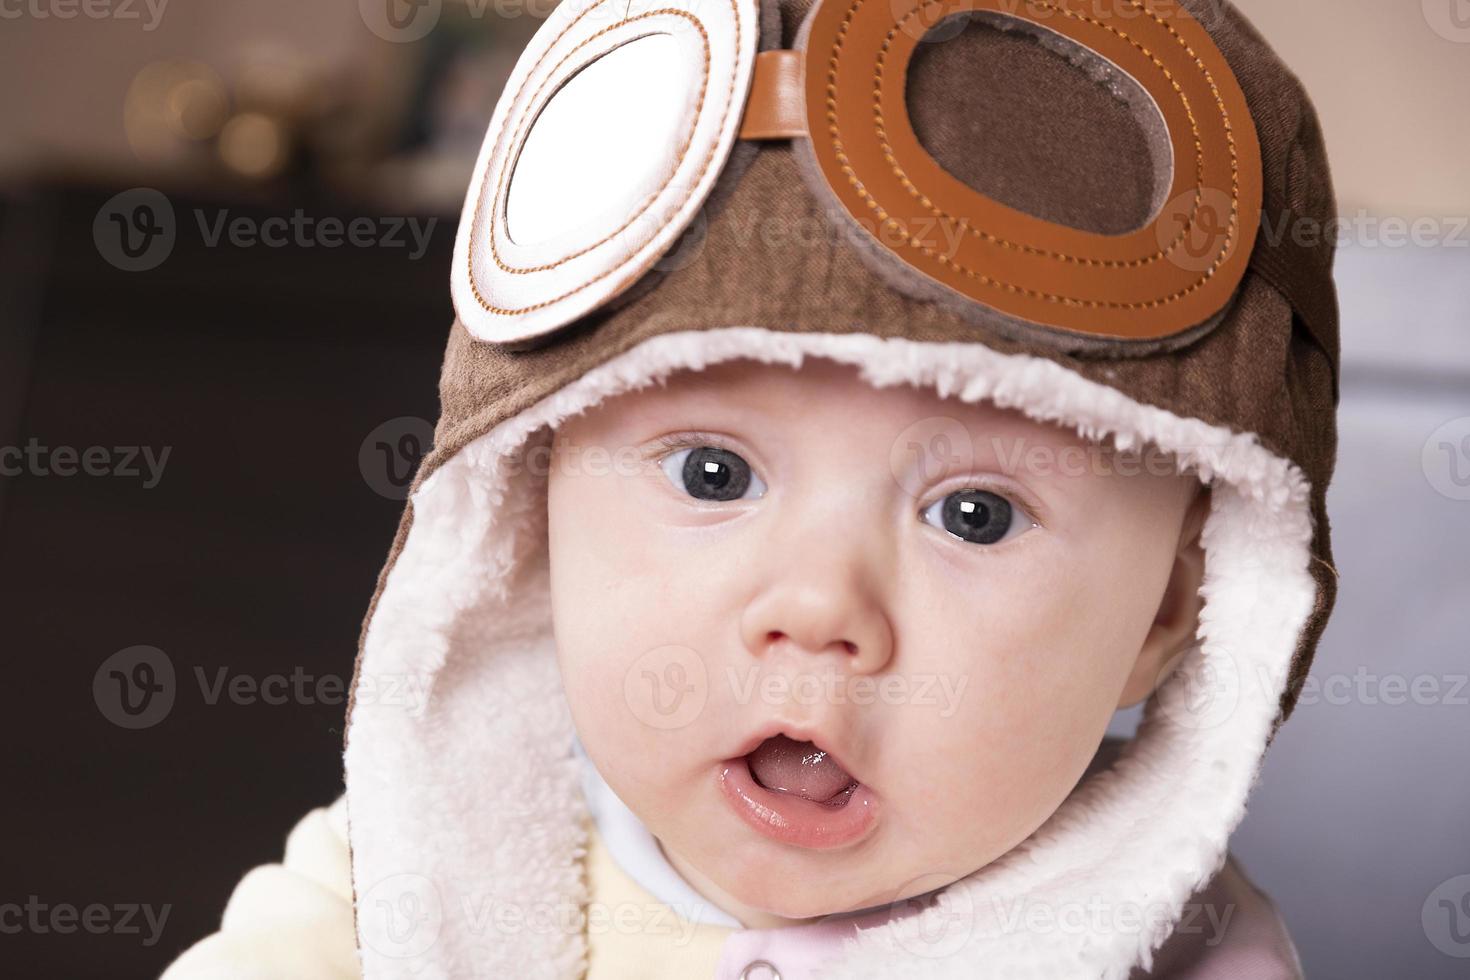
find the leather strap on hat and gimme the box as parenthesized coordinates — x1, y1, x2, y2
(1250, 211, 1342, 401)
(739, 50, 808, 139)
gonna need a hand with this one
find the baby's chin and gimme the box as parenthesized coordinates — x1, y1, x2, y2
(671, 826, 945, 924)
(660, 785, 1050, 927)
(724, 856, 964, 925)
(720, 863, 888, 922)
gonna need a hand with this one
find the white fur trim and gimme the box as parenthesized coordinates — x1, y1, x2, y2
(344, 328, 1317, 979)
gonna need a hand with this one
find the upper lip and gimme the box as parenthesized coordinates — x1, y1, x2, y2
(725, 720, 866, 787)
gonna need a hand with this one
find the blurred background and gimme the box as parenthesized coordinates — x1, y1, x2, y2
(0, 0, 1465, 976)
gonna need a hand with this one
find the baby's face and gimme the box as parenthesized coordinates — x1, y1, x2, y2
(548, 357, 1203, 925)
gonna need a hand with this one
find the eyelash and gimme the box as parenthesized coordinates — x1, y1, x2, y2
(648, 430, 733, 456)
(921, 477, 1046, 531)
(646, 431, 766, 503)
(645, 430, 756, 471)
(645, 431, 1045, 532)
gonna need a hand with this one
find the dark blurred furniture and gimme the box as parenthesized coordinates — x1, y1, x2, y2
(0, 182, 451, 978)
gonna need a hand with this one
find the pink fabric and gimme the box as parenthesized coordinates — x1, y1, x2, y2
(1130, 856, 1304, 980)
(708, 855, 1302, 980)
(712, 899, 909, 980)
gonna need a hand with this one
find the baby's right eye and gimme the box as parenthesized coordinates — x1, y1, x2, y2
(919, 488, 1035, 546)
(659, 445, 767, 502)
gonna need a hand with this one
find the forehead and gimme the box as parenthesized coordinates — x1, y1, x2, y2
(592, 357, 1087, 447)
(555, 357, 1194, 503)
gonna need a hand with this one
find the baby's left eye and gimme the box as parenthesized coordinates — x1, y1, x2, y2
(659, 445, 768, 502)
(920, 489, 1035, 545)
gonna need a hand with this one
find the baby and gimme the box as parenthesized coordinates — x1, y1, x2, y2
(548, 356, 1207, 927)
(165, 0, 1339, 976)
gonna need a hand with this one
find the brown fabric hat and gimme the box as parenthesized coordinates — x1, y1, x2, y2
(343, 2, 1339, 976)
(405, 0, 1338, 723)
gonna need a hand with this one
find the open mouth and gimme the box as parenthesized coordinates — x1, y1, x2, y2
(717, 733, 878, 849)
(748, 734, 860, 807)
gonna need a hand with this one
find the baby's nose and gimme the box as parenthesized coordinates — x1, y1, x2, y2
(739, 579, 893, 675)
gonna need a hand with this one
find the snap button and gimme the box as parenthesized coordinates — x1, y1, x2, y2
(739, 959, 781, 980)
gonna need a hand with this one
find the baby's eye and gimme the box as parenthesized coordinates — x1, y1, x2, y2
(920, 489, 1035, 545)
(660, 445, 767, 502)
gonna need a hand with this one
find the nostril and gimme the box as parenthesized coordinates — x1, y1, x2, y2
(761, 631, 858, 657)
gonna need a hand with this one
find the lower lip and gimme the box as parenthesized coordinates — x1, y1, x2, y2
(718, 756, 879, 850)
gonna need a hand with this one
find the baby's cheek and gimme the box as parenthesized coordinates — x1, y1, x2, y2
(886, 586, 1133, 843)
(550, 569, 641, 758)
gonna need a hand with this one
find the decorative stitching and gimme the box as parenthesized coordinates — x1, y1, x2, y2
(823, 0, 1245, 310)
(488, 14, 708, 274)
(466, 0, 743, 318)
(877, 1, 1205, 265)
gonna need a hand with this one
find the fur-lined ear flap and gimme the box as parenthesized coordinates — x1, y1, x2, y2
(349, 327, 1320, 977)
(1118, 485, 1211, 708)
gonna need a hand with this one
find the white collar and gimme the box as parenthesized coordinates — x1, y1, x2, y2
(574, 738, 743, 929)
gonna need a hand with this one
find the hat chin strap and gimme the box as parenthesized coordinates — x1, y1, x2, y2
(345, 327, 1317, 980)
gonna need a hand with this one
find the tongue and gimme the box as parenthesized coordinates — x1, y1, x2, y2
(747, 735, 856, 803)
